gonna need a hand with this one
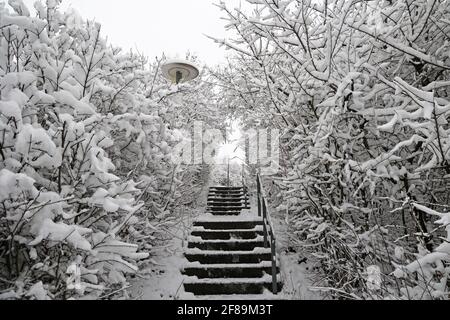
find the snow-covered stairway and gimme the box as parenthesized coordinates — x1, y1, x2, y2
(207, 186, 250, 215)
(182, 186, 283, 297)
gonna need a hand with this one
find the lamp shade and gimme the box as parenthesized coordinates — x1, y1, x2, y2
(161, 59, 200, 84)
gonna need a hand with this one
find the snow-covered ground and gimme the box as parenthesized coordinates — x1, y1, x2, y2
(129, 245, 195, 300)
(129, 177, 213, 300)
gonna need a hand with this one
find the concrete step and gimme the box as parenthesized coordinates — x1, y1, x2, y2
(208, 197, 248, 201)
(182, 262, 279, 279)
(207, 209, 250, 214)
(207, 200, 247, 205)
(208, 197, 248, 200)
(210, 187, 246, 191)
(208, 198, 248, 202)
(209, 191, 247, 194)
(193, 220, 262, 230)
(208, 206, 247, 211)
(207, 204, 250, 211)
(208, 195, 247, 199)
(209, 190, 247, 195)
(185, 248, 271, 264)
(188, 238, 265, 251)
(207, 207, 251, 211)
(191, 228, 264, 240)
(208, 193, 247, 196)
(207, 211, 242, 216)
(183, 276, 283, 295)
(208, 199, 247, 202)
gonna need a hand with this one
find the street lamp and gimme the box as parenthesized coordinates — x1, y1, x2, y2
(161, 59, 200, 84)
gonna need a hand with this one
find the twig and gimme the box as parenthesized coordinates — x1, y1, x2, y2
(99, 285, 132, 300)
(174, 279, 185, 300)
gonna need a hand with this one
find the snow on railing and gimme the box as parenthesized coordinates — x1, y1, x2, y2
(256, 173, 278, 294)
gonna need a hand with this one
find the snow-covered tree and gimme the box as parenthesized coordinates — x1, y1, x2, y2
(0, 0, 219, 300)
(212, 0, 450, 299)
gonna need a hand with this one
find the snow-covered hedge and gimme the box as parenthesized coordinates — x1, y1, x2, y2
(0, 0, 213, 300)
(213, 0, 450, 299)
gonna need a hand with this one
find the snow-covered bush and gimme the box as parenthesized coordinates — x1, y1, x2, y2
(213, 0, 450, 299)
(0, 0, 214, 300)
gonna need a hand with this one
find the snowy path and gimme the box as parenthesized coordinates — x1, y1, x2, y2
(129, 214, 198, 300)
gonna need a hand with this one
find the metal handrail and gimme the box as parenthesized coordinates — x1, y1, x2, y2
(256, 174, 278, 294)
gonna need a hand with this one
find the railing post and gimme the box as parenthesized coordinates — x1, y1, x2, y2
(271, 237, 277, 294)
(243, 184, 248, 209)
(257, 176, 262, 218)
(263, 198, 267, 221)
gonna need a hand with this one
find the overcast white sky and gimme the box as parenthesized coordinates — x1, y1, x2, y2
(22, 0, 248, 65)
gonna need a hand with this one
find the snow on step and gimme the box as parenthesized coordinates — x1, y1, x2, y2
(191, 227, 264, 240)
(183, 262, 280, 279)
(209, 206, 247, 211)
(187, 237, 265, 251)
(193, 221, 262, 231)
(208, 192, 246, 195)
(188, 235, 264, 243)
(207, 203, 248, 207)
(209, 188, 245, 190)
(186, 247, 271, 255)
(208, 192, 247, 195)
(183, 261, 277, 269)
(206, 211, 242, 216)
(184, 274, 280, 284)
(194, 293, 280, 300)
(208, 202, 245, 207)
(208, 198, 247, 200)
(191, 226, 264, 232)
(210, 186, 245, 189)
(183, 275, 283, 295)
(208, 197, 248, 200)
(195, 214, 261, 223)
(209, 191, 246, 194)
(185, 249, 272, 264)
